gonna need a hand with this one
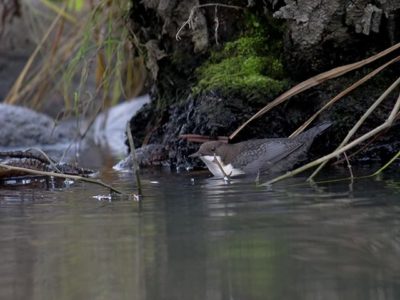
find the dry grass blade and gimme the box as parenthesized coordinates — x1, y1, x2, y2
(6, 30, 83, 107)
(229, 42, 400, 140)
(308, 76, 400, 180)
(290, 55, 400, 138)
(40, 0, 78, 24)
(371, 149, 400, 176)
(262, 91, 400, 186)
(4, 13, 62, 104)
(4, 0, 141, 117)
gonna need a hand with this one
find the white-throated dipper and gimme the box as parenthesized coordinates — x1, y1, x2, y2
(189, 122, 331, 177)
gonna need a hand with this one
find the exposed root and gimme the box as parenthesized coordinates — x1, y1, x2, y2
(175, 3, 243, 41)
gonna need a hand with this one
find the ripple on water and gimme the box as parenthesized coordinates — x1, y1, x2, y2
(0, 166, 400, 299)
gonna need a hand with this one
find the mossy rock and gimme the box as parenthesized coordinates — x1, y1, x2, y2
(193, 34, 288, 99)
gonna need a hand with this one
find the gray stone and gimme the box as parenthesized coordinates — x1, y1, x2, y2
(0, 104, 61, 147)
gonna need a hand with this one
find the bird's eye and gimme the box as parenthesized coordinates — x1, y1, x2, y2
(211, 146, 216, 152)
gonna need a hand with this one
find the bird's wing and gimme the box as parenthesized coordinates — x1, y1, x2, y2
(231, 139, 304, 173)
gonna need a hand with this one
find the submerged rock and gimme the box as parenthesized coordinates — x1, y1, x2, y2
(113, 144, 169, 171)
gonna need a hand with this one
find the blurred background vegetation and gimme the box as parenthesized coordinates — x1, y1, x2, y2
(0, 0, 147, 119)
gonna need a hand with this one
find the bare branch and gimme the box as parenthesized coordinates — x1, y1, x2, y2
(308, 76, 400, 180)
(230, 42, 400, 140)
(262, 91, 400, 186)
(0, 164, 123, 194)
(290, 55, 400, 138)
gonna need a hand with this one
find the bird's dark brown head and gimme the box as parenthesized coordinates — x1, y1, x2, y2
(189, 141, 227, 158)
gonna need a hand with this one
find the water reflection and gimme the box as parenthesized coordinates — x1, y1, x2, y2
(0, 168, 400, 299)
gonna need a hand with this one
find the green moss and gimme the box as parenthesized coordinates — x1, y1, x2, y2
(194, 55, 286, 95)
(194, 29, 288, 98)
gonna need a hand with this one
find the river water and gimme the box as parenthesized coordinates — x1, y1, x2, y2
(0, 149, 399, 300)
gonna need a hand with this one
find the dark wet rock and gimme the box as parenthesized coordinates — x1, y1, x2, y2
(129, 91, 324, 171)
(127, 72, 400, 171)
(127, 0, 400, 173)
(113, 144, 169, 170)
(356, 124, 400, 162)
(0, 150, 94, 180)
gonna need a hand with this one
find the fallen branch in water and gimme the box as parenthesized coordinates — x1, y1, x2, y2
(0, 164, 123, 194)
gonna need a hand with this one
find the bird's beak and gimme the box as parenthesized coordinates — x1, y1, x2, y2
(189, 151, 201, 158)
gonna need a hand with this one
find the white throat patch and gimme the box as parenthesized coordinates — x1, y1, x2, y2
(200, 155, 245, 178)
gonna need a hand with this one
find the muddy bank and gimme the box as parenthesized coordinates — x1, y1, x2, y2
(129, 91, 325, 170)
(130, 76, 400, 171)
(127, 0, 400, 170)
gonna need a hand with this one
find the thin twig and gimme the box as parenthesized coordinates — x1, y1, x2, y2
(343, 152, 354, 192)
(176, 3, 243, 41)
(0, 164, 123, 194)
(40, 0, 78, 24)
(213, 153, 231, 181)
(290, 55, 400, 138)
(332, 131, 381, 165)
(5, 28, 83, 105)
(4, 13, 62, 104)
(371, 149, 400, 176)
(26, 148, 61, 172)
(283, 151, 400, 187)
(214, 6, 219, 46)
(126, 122, 143, 197)
(262, 92, 400, 186)
(343, 152, 354, 180)
(308, 76, 400, 180)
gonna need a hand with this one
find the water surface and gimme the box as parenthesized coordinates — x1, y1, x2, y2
(1, 156, 400, 300)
